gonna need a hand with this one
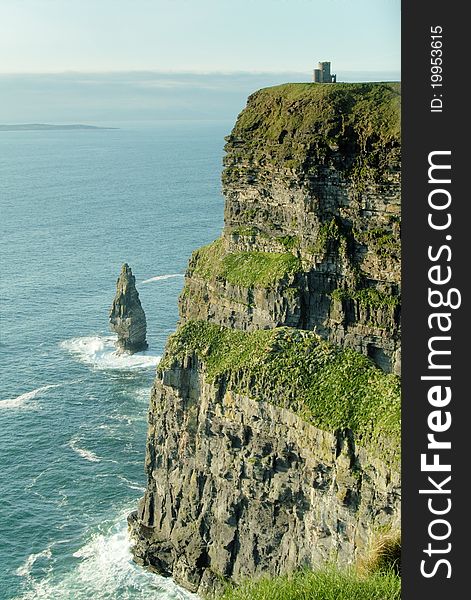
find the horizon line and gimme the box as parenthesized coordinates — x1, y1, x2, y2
(0, 68, 401, 77)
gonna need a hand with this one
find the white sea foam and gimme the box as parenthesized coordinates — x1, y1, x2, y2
(14, 507, 199, 600)
(117, 474, 146, 492)
(16, 547, 53, 578)
(141, 273, 184, 284)
(134, 387, 152, 402)
(0, 384, 60, 410)
(60, 335, 160, 371)
(68, 437, 101, 463)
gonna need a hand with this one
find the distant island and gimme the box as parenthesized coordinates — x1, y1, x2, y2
(0, 123, 117, 131)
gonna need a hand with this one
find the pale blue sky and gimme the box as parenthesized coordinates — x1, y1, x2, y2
(0, 0, 400, 74)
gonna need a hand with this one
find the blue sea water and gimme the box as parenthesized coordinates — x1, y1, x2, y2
(0, 122, 227, 599)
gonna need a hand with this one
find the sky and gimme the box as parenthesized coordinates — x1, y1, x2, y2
(0, 0, 400, 73)
(0, 0, 400, 122)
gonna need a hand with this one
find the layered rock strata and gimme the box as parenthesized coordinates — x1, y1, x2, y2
(180, 83, 401, 374)
(110, 263, 148, 354)
(129, 82, 402, 595)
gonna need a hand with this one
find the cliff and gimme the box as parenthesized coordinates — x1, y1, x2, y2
(129, 82, 401, 595)
(181, 82, 401, 374)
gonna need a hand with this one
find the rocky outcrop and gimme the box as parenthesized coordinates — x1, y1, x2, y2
(130, 323, 400, 594)
(109, 263, 148, 354)
(130, 371, 399, 594)
(129, 83, 401, 595)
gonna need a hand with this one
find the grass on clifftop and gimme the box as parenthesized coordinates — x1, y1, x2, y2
(190, 238, 302, 288)
(160, 321, 400, 466)
(224, 82, 400, 181)
(217, 567, 400, 600)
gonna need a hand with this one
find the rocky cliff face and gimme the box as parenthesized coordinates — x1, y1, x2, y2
(180, 83, 401, 374)
(110, 263, 148, 354)
(129, 83, 401, 595)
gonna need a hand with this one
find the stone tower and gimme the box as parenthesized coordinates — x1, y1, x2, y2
(313, 61, 337, 83)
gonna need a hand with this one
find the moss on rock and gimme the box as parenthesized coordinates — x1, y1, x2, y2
(331, 287, 400, 310)
(190, 238, 302, 288)
(160, 320, 401, 466)
(223, 82, 401, 183)
(356, 226, 401, 261)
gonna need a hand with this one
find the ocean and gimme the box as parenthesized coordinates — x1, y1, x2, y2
(0, 121, 227, 599)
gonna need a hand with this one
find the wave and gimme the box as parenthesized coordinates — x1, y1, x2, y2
(68, 437, 101, 463)
(134, 387, 152, 402)
(117, 475, 146, 492)
(141, 273, 184, 284)
(60, 336, 160, 371)
(0, 384, 61, 410)
(16, 547, 53, 578)
(13, 507, 199, 600)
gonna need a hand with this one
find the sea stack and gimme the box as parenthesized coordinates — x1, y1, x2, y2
(109, 264, 148, 354)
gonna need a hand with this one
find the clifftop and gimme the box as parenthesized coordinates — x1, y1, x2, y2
(224, 82, 400, 176)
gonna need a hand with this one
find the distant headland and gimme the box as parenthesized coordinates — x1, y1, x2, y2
(0, 123, 117, 131)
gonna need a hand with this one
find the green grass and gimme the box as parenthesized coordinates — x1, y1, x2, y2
(355, 227, 400, 260)
(190, 238, 302, 288)
(278, 235, 300, 250)
(160, 321, 401, 466)
(305, 218, 343, 257)
(230, 226, 262, 237)
(216, 567, 400, 600)
(229, 227, 300, 251)
(330, 287, 400, 310)
(223, 82, 400, 185)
